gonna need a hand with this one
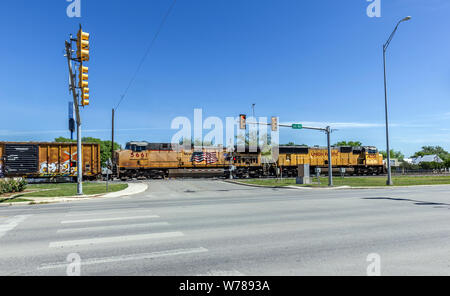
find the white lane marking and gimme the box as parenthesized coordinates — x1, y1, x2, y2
(197, 270, 245, 276)
(38, 247, 208, 270)
(49, 231, 184, 248)
(61, 215, 159, 224)
(57, 222, 170, 233)
(0, 215, 31, 239)
(65, 209, 153, 217)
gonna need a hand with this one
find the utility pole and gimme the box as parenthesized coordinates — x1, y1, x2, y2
(65, 40, 83, 195)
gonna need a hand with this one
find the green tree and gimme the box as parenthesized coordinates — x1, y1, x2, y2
(444, 159, 450, 168)
(281, 142, 296, 146)
(412, 146, 449, 161)
(54, 137, 75, 143)
(55, 137, 121, 166)
(380, 150, 405, 161)
(334, 141, 362, 147)
(419, 161, 443, 170)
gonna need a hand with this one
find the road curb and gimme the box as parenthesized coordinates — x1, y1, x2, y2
(0, 182, 148, 207)
(225, 179, 450, 190)
(101, 182, 148, 198)
(223, 180, 297, 189)
(226, 180, 350, 190)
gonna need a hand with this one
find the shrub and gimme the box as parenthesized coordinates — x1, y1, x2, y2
(0, 178, 27, 194)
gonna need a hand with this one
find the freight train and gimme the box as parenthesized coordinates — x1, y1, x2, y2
(113, 141, 384, 180)
(0, 141, 384, 181)
(0, 142, 101, 182)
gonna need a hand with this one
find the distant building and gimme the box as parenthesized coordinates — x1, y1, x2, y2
(403, 158, 413, 164)
(411, 155, 443, 165)
(383, 158, 401, 167)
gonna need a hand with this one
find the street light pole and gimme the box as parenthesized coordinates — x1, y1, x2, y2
(326, 126, 333, 187)
(383, 16, 411, 186)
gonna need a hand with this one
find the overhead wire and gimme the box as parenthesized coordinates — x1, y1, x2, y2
(114, 0, 178, 111)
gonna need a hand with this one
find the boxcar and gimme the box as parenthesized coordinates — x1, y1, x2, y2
(0, 142, 101, 181)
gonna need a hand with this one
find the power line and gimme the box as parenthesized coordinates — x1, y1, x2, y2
(114, 0, 178, 111)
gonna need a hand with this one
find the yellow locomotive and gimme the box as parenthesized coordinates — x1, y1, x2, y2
(114, 141, 384, 179)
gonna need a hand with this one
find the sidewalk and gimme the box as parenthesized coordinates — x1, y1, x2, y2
(0, 182, 148, 206)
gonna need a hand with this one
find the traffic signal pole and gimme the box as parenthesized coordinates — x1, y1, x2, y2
(65, 40, 83, 195)
(245, 119, 334, 187)
(65, 24, 90, 195)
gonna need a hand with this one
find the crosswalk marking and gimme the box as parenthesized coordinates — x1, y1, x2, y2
(49, 231, 184, 248)
(65, 209, 154, 217)
(61, 215, 159, 224)
(57, 222, 170, 233)
(0, 215, 31, 239)
(38, 247, 208, 270)
(41, 207, 211, 274)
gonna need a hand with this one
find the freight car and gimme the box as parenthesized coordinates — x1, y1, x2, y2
(0, 142, 101, 182)
(113, 141, 384, 179)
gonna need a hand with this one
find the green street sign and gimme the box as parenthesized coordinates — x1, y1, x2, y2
(292, 124, 303, 129)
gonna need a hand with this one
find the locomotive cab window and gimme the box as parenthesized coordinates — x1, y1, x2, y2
(340, 147, 352, 153)
(352, 148, 362, 155)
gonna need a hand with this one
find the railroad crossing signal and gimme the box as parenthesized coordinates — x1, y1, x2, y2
(292, 124, 303, 129)
(239, 114, 246, 130)
(271, 117, 278, 131)
(76, 29, 90, 61)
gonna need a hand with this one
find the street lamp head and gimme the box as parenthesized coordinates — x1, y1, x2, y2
(402, 16, 412, 22)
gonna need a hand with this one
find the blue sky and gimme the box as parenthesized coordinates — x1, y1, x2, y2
(0, 0, 449, 157)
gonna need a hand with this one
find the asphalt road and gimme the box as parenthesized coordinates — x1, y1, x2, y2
(1, 179, 450, 276)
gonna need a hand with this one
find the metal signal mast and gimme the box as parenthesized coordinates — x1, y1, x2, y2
(64, 24, 91, 195)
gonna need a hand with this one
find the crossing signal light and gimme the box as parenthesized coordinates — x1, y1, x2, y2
(76, 29, 90, 61)
(239, 114, 246, 130)
(271, 117, 278, 131)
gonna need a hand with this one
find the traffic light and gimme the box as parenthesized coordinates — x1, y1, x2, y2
(76, 29, 90, 61)
(239, 114, 246, 130)
(78, 65, 88, 88)
(78, 65, 89, 106)
(271, 117, 278, 131)
(81, 87, 89, 106)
